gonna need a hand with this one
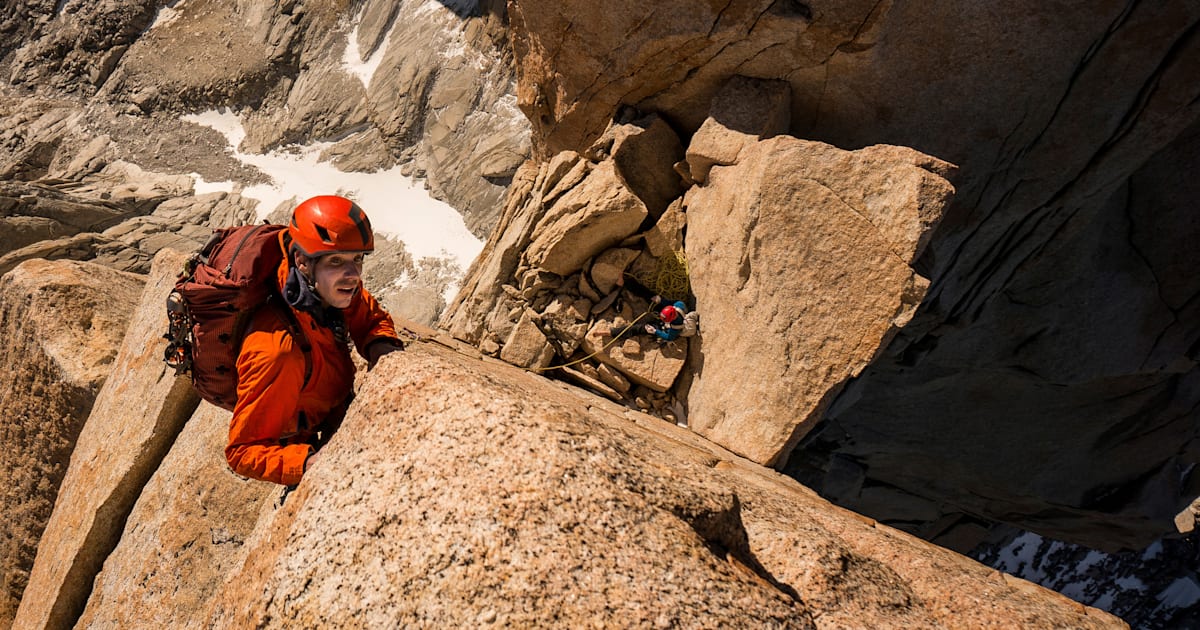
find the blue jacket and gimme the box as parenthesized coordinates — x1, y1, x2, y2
(651, 301, 688, 341)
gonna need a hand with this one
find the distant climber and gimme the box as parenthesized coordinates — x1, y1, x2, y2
(225, 195, 404, 486)
(607, 295, 692, 342)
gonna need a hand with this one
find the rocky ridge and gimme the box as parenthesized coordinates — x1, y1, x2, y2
(442, 77, 955, 468)
(498, 0, 1200, 556)
(0, 0, 530, 323)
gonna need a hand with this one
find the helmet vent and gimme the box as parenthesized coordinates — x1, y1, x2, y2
(315, 224, 334, 244)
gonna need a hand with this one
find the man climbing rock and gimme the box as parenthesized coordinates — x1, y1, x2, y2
(225, 195, 404, 486)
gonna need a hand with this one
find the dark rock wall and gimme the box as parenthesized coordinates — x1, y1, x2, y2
(792, 32, 1200, 551)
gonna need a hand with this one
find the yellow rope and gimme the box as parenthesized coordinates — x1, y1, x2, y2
(629, 250, 690, 302)
(656, 250, 690, 302)
(531, 310, 653, 372)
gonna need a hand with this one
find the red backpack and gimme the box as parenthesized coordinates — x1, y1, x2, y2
(163, 224, 311, 410)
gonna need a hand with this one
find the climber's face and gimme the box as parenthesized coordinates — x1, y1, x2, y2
(308, 252, 365, 308)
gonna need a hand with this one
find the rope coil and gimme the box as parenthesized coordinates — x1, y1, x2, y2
(631, 250, 689, 302)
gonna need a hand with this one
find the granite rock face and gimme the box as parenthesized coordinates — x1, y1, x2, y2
(194, 343, 1119, 629)
(12, 250, 199, 630)
(443, 78, 954, 466)
(0, 259, 143, 629)
(74, 402, 275, 630)
(1, 0, 528, 240)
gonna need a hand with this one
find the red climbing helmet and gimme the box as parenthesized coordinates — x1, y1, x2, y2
(288, 195, 375, 257)
(660, 305, 679, 323)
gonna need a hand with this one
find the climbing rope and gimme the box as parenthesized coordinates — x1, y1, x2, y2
(530, 309, 654, 373)
(630, 250, 690, 302)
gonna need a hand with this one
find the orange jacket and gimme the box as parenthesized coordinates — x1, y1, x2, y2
(225, 251, 397, 485)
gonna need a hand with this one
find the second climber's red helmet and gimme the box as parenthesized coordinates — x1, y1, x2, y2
(660, 305, 679, 323)
(288, 195, 375, 257)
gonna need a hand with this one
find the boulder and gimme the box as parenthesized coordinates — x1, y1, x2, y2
(685, 136, 954, 467)
(582, 321, 688, 393)
(0, 259, 143, 629)
(199, 343, 1121, 629)
(13, 250, 199, 630)
(643, 197, 686, 258)
(587, 112, 685, 217)
(588, 247, 639, 295)
(524, 159, 648, 276)
(74, 402, 276, 629)
(686, 76, 791, 184)
(500, 309, 555, 370)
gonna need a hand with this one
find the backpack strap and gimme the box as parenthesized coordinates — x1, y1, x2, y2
(272, 297, 313, 390)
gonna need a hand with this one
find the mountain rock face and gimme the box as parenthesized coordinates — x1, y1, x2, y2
(685, 137, 953, 466)
(442, 92, 955, 465)
(0, 259, 143, 629)
(498, 0, 1200, 554)
(8, 261, 1122, 627)
(74, 402, 274, 630)
(1, 0, 527, 238)
(1, 0, 1196, 627)
(0, 0, 530, 326)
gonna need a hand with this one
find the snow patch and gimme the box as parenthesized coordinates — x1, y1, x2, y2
(994, 531, 1043, 576)
(1157, 577, 1200, 610)
(180, 109, 482, 278)
(1141, 540, 1164, 561)
(1114, 576, 1149, 592)
(190, 174, 235, 196)
(341, 8, 396, 88)
(146, 0, 185, 31)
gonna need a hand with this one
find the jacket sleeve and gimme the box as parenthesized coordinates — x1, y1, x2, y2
(226, 325, 312, 486)
(345, 286, 400, 358)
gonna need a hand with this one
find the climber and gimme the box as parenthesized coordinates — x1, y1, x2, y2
(225, 195, 405, 486)
(607, 295, 689, 342)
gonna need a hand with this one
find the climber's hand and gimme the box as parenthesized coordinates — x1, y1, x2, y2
(367, 339, 405, 369)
